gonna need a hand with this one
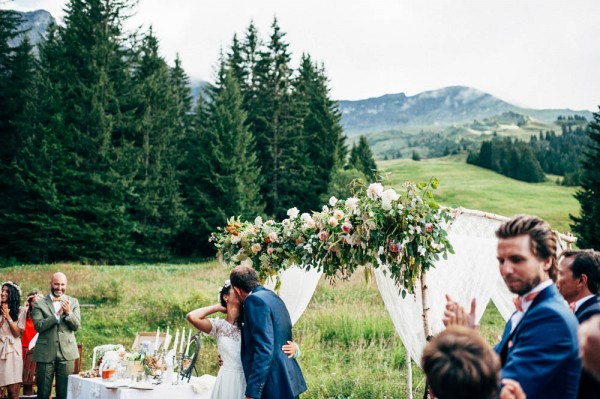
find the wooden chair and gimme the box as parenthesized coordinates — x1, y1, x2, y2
(20, 348, 37, 398)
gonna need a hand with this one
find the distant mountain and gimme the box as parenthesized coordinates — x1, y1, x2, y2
(9, 10, 54, 50)
(339, 86, 594, 136)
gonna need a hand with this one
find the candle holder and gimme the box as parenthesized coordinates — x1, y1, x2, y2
(177, 333, 201, 383)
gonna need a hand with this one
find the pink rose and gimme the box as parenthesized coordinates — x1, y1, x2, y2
(342, 222, 353, 234)
(318, 230, 329, 241)
(425, 223, 433, 233)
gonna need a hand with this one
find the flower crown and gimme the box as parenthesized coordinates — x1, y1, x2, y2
(2, 281, 22, 297)
(217, 279, 231, 301)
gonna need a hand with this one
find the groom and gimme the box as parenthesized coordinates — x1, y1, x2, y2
(230, 265, 307, 399)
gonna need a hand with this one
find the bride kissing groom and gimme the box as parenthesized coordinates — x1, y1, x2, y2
(187, 265, 306, 399)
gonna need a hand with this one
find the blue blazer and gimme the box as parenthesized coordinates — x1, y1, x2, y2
(575, 295, 600, 399)
(495, 284, 581, 399)
(241, 285, 307, 399)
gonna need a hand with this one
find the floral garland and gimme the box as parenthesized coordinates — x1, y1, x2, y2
(211, 179, 454, 296)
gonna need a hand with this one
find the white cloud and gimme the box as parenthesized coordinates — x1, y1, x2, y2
(5, 0, 600, 110)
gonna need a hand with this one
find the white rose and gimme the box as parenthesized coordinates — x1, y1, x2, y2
(329, 196, 338, 206)
(333, 209, 345, 220)
(251, 243, 261, 254)
(287, 207, 299, 219)
(328, 217, 338, 227)
(231, 235, 241, 244)
(300, 213, 312, 223)
(367, 183, 384, 200)
(382, 189, 400, 203)
(345, 197, 359, 214)
(254, 216, 263, 226)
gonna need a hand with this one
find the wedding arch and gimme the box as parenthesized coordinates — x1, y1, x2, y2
(212, 181, 576, 398)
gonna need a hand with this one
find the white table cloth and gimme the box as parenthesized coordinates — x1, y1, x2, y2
(67, 374, 216, 399)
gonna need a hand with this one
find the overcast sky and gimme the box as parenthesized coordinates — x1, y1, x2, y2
(6, 0, 600, 111)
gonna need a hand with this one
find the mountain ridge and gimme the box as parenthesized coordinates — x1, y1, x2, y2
(339, 85, 594, 136)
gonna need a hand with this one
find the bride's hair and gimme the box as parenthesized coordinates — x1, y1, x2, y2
(219, 280, 232, 308)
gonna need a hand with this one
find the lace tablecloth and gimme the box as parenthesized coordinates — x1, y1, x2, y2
(67, 374, 216, 399)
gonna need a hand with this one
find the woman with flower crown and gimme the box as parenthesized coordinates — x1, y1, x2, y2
(1, 281, 26, 399)
(186, 280, 299, 399)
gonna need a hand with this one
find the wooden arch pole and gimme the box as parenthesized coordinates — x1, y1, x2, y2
(420, 270, 433, 399)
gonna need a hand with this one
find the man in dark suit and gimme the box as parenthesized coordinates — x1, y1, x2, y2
(444, 215, 581, 399)
(31, 272, 80, 399)
(557, 249, 600, 399)
(230, 265, 306, 399)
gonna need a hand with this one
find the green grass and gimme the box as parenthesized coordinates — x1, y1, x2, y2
(7, 262, 510, 399)
(378, 155, 579, 233)
(5, 155, 578, 398)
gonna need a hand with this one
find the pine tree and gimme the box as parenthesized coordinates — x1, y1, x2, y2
(127, 30, 188, 258)
(246, 18, 305, 218)
(349, 136, 377, 180)
(292, 54, 347, 211)
(6, 0, 138, 262)
(183, 61, 264, 254)
(571, 107, 600, 249)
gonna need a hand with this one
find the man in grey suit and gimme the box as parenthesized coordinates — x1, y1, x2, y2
(31, 272, 81, 399)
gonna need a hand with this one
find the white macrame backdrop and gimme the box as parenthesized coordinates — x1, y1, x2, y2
(263, 209, 573, 366)
(265, 264, 322, 326)
(375, 211, 504, 364)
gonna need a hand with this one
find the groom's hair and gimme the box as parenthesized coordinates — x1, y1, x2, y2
(230, 266, 260, 293)
(422, 326, 500, 399)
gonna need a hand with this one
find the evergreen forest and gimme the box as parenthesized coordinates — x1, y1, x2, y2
(0, 1, 377, 263)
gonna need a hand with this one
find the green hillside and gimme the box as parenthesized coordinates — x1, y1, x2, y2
(378, 155, 579, 233)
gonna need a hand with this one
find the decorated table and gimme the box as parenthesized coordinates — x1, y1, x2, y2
(66, 374, 216, 399)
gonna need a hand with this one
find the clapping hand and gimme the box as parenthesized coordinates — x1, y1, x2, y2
(443, 294, 477, 328)
(1, 303, 10, 319)
(61, 298, 71, 316)
(500, 379, 526, 399)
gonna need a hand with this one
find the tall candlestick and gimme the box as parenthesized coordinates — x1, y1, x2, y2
(166, 326, 170, 349)
(172, 329, 179, 354)
(179, 328, 185, 353)
(185, 329, 192, 356)
(154, 327, 160, 353)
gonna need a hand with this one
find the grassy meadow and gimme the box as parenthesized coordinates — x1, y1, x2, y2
(3, 156, 577, 398)
(4, 262, 505, 399)
(379, 155, 579, 233)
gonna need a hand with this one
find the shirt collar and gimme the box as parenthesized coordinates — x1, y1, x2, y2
(574, 294, 596, 312)
(520, 279, 553, 313)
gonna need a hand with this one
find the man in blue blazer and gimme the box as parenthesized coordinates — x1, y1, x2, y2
(230, 265, 307, 399)
(557, 249, 600, 399)
(445, 215, 581, 399)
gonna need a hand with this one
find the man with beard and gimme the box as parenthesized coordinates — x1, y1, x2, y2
(444, 215, 581, 399)
(556, 249, 600, 399)
(32, 272, 80, 399)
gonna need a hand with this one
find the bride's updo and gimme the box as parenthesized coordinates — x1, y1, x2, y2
(218, 279, 232, 307)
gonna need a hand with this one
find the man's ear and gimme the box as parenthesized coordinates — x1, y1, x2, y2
(232, 286, 242, 298)
(579, 274, 589, 288)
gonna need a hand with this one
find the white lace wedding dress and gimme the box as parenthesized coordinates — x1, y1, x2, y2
(208, 318, 245, 399)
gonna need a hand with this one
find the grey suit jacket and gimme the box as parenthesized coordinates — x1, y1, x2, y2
(31, 294, 81, 362)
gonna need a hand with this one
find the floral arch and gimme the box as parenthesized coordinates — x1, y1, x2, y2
(212, 180, 576, 398)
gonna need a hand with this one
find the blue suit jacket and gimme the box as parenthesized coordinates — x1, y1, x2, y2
(495, 284, 581, 399)
(241, 286, 307, 399)
(575, 295, 600, 399)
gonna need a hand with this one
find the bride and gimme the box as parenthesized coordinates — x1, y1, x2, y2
(186, 280, 299, 399)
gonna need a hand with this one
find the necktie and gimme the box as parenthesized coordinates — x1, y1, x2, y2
(569, 302, 576, 313)
(513, 291, 540, 312)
